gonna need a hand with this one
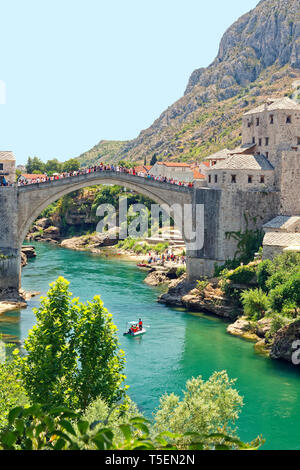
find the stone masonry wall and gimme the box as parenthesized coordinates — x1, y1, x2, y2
(0, 187, 21, 290)
(280, 151, 300, 215)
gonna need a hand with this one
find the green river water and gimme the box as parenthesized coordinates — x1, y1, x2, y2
(1, 242, 300, 449)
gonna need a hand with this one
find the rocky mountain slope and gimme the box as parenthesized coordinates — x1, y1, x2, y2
(77, 0, 300, 166)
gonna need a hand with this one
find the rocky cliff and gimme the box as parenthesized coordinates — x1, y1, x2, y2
(78, 0, 300, 166)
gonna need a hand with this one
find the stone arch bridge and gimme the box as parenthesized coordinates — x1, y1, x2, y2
(0, 170, 280, 293)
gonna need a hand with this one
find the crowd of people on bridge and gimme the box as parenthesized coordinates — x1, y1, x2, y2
(16, 162, 195, 188)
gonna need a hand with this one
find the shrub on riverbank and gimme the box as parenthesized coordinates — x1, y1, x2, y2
(0, 373, 262, 450)
(236, 253, 300, 338)
(116, 238, 169, 255)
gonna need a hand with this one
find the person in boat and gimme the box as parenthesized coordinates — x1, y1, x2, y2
(139, 318, 143, 330)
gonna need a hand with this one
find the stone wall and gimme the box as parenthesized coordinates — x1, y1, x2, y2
(0, 159, 15, 185)
(0, 187, 21, 290)
(206, 168, 275, 191)
(242, 108, 300, 186)
(280, 150, 300, 215)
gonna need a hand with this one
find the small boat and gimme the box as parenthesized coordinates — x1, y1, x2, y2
(123, 321, 146, 337)
(136, 263, 148, 268)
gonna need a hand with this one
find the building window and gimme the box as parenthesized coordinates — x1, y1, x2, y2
(0, 164, 3, 171)
(214, 174, 218, 183)
(265, 137, 269, 146)
(256, 118, 260, 126)
(247, 121, 252, 128)
(231, 175, 237, 184)
(297, 137, 300, 145)
(259, 138, 262, 146)
(212, 160, 216, 166)
(260, 175, 265, 184)
(270, 115, 274, 124)
(266, 152, 269, 159)
(208, 175, 211, 183)
(286, 115, 292, 124)
(252, 137, 255, 144)
(248, 175, 253, 184)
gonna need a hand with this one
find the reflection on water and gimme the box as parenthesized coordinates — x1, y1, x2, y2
(1, 242, 300, 450)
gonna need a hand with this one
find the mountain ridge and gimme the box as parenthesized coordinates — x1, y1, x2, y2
(76, 0, 300, 166)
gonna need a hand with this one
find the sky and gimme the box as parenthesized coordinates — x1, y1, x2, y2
(0, 0, 259, 165)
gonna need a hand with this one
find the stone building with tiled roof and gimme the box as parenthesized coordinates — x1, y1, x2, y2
(0, 151, 16, 185)
(205, 97, 300, 213)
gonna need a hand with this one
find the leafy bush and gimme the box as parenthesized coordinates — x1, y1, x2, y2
(269, 272, 300, 313)
(0, 404, 262, 451)
(153, 371, 244, 448)
(196, 279, 209, 293)
(0, 356, 28, 429)
(227, 265, 256, 285)
(240, 288, 269, 320)
(257, 260, 274, 292)
(176, 266, 186, 277)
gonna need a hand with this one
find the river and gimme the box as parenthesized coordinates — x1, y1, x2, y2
(1, 242, 300, 450)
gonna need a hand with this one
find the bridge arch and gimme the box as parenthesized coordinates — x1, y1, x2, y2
(18, 171, 193, 248)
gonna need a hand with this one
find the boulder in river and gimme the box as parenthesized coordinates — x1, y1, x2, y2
(270, 320, 300, 365)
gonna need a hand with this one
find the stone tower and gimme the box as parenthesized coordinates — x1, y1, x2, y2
(242, 97, 300, 195)
(0, 151, 16, 185)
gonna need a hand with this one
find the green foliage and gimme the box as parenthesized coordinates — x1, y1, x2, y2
(214, 259, 240, 277)
(153, 371, 244, 448)
(269, 272, 300, 314)
(257, 260, 274, 291)
(19, 277, 126, 411)
(26, 156, 45, 174)
(225, 216, 264, 265)
(196, 279, 209, 293)
(150, 154, 157, 166)
(240, 288, 269, 321)
(0, 404, 262, 451)
(226, 265, 256, 285)
(62, 158, 80, 172)
(176, 266, 186, 278)
(266, 314, 290, 342)
(117, 238, 169, 255)
(0, 355, 28, 429)
(44, 158, 62, 175)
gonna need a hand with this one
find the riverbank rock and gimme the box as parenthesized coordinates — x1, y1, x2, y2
(21, 245, 36, 267)
(0, 288, 40, 315)
(270, 320, 300, 364)
(255, 317, 272, 338)
(61, 228, 119, 251)
(183, 282, 240, 319)
(158, 277, 195, 306)
(144, 269, 169, 286)
(227, 317, 259, 341)
(144, 266, 179, 286)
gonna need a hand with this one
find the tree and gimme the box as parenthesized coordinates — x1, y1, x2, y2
(45, 158, 62, 175)
(62, 158, 80, 172)
(153, 371, 243, 447)
(19, 277, 126, 411)
(150, 154, 157, 166)
(26, 156, 45, 174)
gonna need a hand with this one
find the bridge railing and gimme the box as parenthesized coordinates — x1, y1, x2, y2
(17, 167, 194, 191)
